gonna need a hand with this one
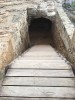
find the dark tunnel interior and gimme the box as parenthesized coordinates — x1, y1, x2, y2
(28, 17, 53, 45)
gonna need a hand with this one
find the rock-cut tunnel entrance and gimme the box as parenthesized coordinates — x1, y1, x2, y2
(28, 17, 53, 45)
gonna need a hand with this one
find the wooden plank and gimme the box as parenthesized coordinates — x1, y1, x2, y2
(23, 51, 58, 54)
(26, 48, 57, 52)
(3, 77, 75, 87)
(22, 45, 59, 57)
(28, 48, 56, 52)
(18, 56, 63, 60)
(22, 48, 57, 52)
(5, 69, 74, 77)
(10, 60, 71, 69)
(27, 45, 56, 51)
(0, 97, 74, 100)
(0, 86, 75, 98)
(23, 52, 59, 56)
(14, 59, 67, 64)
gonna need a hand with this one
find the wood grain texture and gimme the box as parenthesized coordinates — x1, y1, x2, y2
(14, 59, 67, 63)
(0, 97, 75, 100)
(5, 69, 74, 77)
(23, 52, 59, 56)
(17, 56, 63, 60)
(0, 86, 75, 98)
(2, 77, 75, 86)
(10, 61, 71, 69)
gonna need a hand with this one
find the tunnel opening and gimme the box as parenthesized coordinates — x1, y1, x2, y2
(28, 17, 53, 45)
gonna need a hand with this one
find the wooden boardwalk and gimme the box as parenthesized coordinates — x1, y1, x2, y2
(0, 45, 75, 100)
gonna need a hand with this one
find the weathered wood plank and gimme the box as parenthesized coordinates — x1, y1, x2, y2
(2, 77, 75, 87)
(18, 56, 63, 60)
(0, 97, 74, 100)
(28, 48, 56, 52)
(23, 52, 59, 56)
(26, 45, 57, 51)
(22, 46, 59, 56)
(0, 86, 75, 98)
(13, 59, 68, 64)
(10, 60, 71, 69)
(5, 69, 74, 77)
(28, 49, 56, 52)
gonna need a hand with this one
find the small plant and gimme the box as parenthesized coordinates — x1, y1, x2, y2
(63, 0, 75, 10)
(71, 1, 75, 7)
(63, 3, 71, 8)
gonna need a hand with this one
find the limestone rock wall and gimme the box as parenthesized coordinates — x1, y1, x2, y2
(56, 1, 75, 71)
(0, 11, 29, 71)
(0, 32, 14, 84)
(51, 21, 68, 58)
(0, 33, 14, 69)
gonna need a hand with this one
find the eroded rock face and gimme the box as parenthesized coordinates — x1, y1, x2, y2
(0, 32, 14, 69)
